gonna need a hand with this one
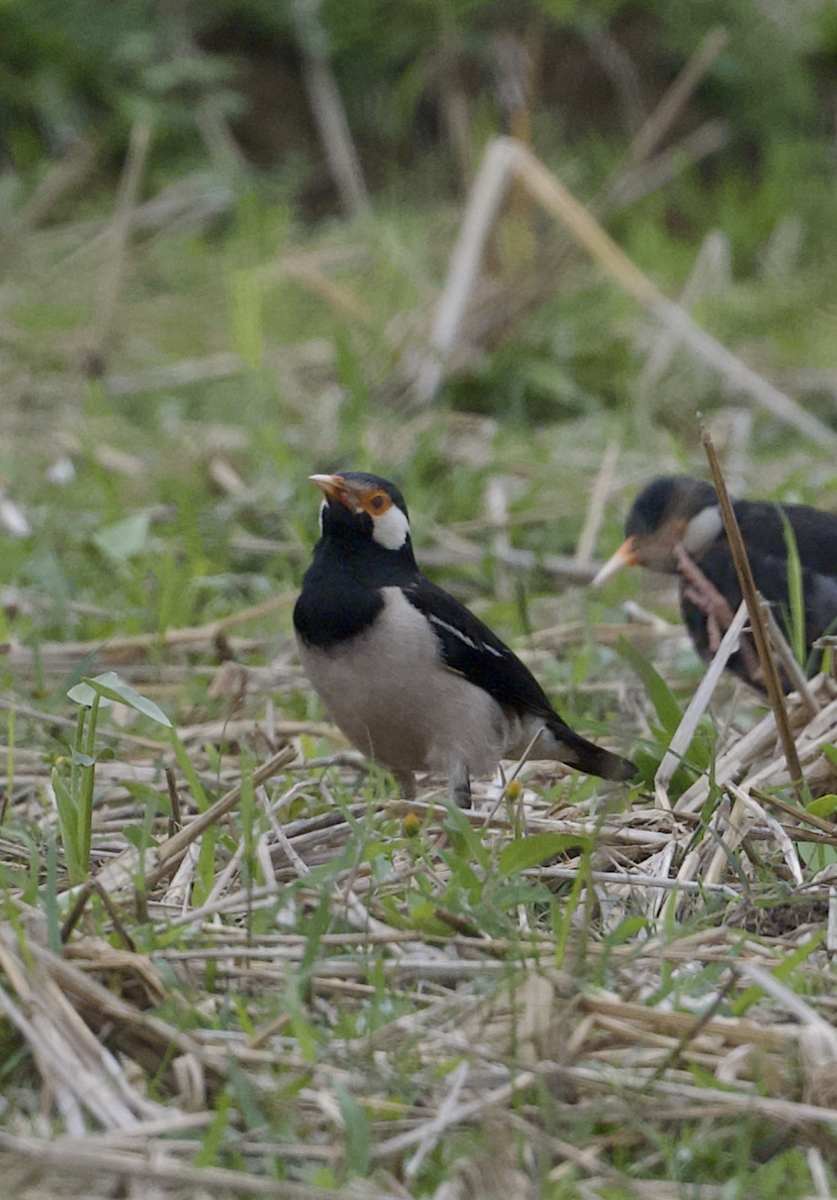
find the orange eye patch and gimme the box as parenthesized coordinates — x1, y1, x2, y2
(360, 489, 392, 518)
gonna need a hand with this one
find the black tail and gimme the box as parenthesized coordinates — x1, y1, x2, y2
(550, 721, 637, 782)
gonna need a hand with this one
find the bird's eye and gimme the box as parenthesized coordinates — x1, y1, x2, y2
(362, 490, 392, 517)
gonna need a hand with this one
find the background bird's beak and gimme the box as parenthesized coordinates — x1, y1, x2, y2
(591, 537, 639, 587)
(309, 474, 354, 509)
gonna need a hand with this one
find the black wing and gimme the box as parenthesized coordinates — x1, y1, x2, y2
(403, 574, 637, 783)
(734, 501, 837, 577)
(688, 535, 837, 680)
(402, 575, 555, 719)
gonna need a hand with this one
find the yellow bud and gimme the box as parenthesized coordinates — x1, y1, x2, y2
(505, 779, 522, 801)
(403, 811, 421, 837)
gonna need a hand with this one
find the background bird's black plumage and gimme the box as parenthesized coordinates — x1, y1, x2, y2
(623, 477, 837, 685)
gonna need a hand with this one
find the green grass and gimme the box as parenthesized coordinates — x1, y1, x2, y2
(1, 147, 837, 1199)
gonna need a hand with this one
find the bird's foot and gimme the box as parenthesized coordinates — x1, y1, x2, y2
(394, 771, 417, 800)
(674, 546, 763, 683)
(674, 545, 738, 651)
(449, 764, 472, 809)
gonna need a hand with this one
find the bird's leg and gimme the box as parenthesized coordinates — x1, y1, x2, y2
(449, 762, 472, 809)
(673, 544, 763, 683)
(673, 544, 738, 651)
(394, 770, 417, 800)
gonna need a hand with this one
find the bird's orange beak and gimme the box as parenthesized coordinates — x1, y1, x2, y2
(309, 474, 354, 509)
(591, 536, 640, 587)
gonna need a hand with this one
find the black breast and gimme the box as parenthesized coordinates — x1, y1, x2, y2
(293, 546, 385, 649)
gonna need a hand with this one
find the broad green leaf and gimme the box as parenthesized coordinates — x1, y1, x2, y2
(798, 841, 837, 869)
(80, 675, 172, 727)
(806, 794, 837, 819)
(499, 832, 592, 875)
(70, 746, 115, 767)
(92, 512, 150, 563)
(605, 917, 650, 946)
(337, 1082, 370, 1177)
(51, 768, 81, 884)
(68, 670, 119, 708)
(821, 744, 837, 770)
(443, 803, 489, 868)
(616, 636, 682, 735)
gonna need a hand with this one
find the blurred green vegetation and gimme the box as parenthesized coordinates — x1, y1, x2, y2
(0, 0, 836, 653)
(2, 4, 837, 1192)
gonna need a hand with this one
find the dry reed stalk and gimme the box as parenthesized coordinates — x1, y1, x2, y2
(88, 119, 152, 361)
(86, 745, 296, 899)
(575, 441, 620, 565)
(608, 26, 729, 175)
(759, 600, 820, 717)
(701, 421, 802, 795)
(0, 1131, 362, 1198)
(18, 140, 96, 231)
(417, 136, 837, 452)
(0, 924, 163, 1130)
(655, 599, 749, 810)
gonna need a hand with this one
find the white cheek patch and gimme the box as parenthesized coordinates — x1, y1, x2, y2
(371, 505, 410, 550)
(682, 505, 723, 554)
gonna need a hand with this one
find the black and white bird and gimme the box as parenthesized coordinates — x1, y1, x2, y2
(294, 471, 635, 806)
(593, 475, 837, 687)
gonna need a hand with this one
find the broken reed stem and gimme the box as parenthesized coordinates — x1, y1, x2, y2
(699, 418, 804, 798)
(621, 26, 729, 169)
(151, 745, 296, 880)
(575, 440, 620, 564)
(91, 119, 153, 356)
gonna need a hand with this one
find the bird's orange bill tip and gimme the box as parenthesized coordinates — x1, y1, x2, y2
(591, 537, 639, 588)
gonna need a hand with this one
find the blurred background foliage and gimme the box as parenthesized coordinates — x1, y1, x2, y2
(3, 9, 837, 1185)
(1, 0, 837, 681)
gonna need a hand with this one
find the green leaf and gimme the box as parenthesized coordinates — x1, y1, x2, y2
(170, 728, 208, 808)
(605, 917, 650, 947)
(226, 1054, 266, 1131)
(43, 834, 61, 955)
(70, 746, 116, 767)
(806, 794, 837, 819)
(797, 841, 837, 869)
(68, 670, 119, 708)
(616, 636, 683, 735)
(731, 932, 824, 1016)
(499, 832, 591, 875)
(442, 804, 489, 868)
(821, 744, 837, 770)
(79, 675, 172, 727)
(780, 511, 806, 667)
(123, 824, 160, 850)
(92, 512, 150, 562)
(337, 1082, 370, 1177)
(51, 767, 82, 884)
(194, 1092, 232, 1168)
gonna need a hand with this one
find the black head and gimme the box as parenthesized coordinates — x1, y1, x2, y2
(310, 470, 413, 556)
(593, 475, 721, 584)
(626, 476, 717, 540)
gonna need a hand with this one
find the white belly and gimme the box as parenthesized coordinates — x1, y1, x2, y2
(296, 587, 516, 778)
